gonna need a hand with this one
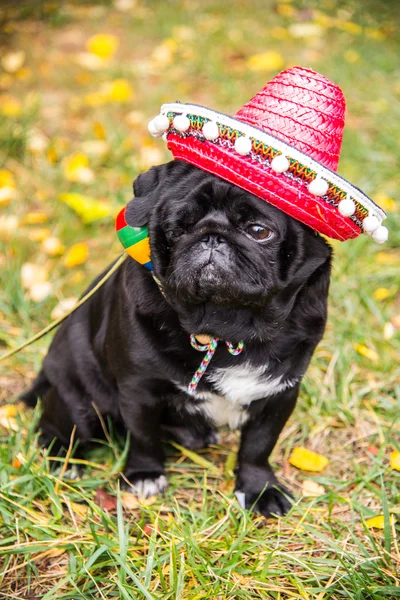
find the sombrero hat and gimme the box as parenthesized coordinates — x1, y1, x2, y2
(147, 66, 388, 244)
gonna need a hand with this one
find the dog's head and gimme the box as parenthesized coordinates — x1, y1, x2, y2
(125, 161, 331, 342)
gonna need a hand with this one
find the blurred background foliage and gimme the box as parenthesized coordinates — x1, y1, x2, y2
(0, 1, 399, 597)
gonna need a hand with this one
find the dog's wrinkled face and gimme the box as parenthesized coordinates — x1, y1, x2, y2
(126, 161, 331, 341)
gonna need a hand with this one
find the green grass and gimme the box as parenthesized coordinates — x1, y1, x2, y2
(0, 0, 399, 597)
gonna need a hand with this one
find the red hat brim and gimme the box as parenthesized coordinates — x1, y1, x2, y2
(168, 132, 359, 241)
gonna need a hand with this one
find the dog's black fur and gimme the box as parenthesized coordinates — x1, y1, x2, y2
(23, 160, 331, 518)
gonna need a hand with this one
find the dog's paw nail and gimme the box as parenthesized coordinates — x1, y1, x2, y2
(125, 474, 168, 499)
(235, 490, 246, 509)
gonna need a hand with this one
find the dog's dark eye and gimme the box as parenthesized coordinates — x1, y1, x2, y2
(245, 224, 272, 241)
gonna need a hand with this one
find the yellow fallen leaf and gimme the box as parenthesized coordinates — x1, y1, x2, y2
(92, 121, 106, 139)
(302, 479, 326, 497)
(336, 21, 362, 35)
(0, 169, 15, 188)
(170, 441, 218, 472)
(376, 252, 398, 265)
(63, 153, 94, 184)
(373, 288, 390, 301)
(365, 514, 396, 529)
(69, 501, 89, 517)
(0, 95, 21, 117)
(289, 447, 329, 472)
(0, 404, 19, 432)
(16, 66, 31, 81)
(59, 192, 113, 223)
(247, 51, 284, 72)
(64, 242, 89, 268)
(22, 211, 49, 225)
(86, 34, 119, 60)
(276, 4, 296, 17)
(103, 79, 133, 103)
(365, 27, 386, 41)
(390, 451, 400, 471)
(355, 344, 378, 362)
(0, 404, 19, 418)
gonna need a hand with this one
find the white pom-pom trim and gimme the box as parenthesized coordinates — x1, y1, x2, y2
(202, 121, 219, 141)
(148, 119, 163, 138)
(338, 197, 356, 217)
(153, 114, 170, 132)
(372, 225, 389, 244)
(270, 154, 290, 173)
(234, 136, 252, 156)
(173, 114, 190, 132)
(308, 177, 329, 196)
(362, 215, 380, 234)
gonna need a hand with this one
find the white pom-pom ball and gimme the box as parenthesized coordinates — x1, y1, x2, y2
(202, 121, 219, 141)
(234, 136, 252, 156)
(362, 215, 380, 234)
(153, 114, 170, 132)
(338, 197, 356, 217)
(270, 154, 290, 173)
(173, 114, 190, 132)
(148, 119, 163, 138)
(308, 177, 329, 196)
(372, 225, 389, 244)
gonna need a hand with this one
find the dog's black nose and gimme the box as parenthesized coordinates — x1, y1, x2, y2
(201, 234, 226, 249)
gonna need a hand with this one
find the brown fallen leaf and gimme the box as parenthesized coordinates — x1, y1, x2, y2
(143, 522, 159, 536)
(94, 488, 117, 511)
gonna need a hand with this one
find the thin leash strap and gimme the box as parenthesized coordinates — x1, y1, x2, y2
(188, 335, 244, 394)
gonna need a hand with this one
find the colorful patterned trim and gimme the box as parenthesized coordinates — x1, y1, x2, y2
(153, 102, 386, 233)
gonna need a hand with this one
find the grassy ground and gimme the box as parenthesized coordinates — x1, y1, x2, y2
(0, 0, 399, 597)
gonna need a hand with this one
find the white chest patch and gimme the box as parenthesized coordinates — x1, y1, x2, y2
(179, 364, 298, 430)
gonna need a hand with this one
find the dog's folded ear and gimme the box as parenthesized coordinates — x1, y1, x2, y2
(125, 162, 174, 227)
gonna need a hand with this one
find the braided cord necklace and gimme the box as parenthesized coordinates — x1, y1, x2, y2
(188, 334, 244, 394)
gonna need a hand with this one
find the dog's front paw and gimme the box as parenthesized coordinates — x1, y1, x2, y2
(236, 484, 294, 518)
(121, 472, 168, 499)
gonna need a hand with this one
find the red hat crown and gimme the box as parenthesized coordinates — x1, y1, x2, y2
(235, 66, 345, 172)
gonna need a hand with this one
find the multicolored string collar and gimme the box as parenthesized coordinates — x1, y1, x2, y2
(188, 334, 244, 394)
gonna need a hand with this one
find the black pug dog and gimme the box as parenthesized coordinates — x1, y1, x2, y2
(23, 160, 331, 518)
